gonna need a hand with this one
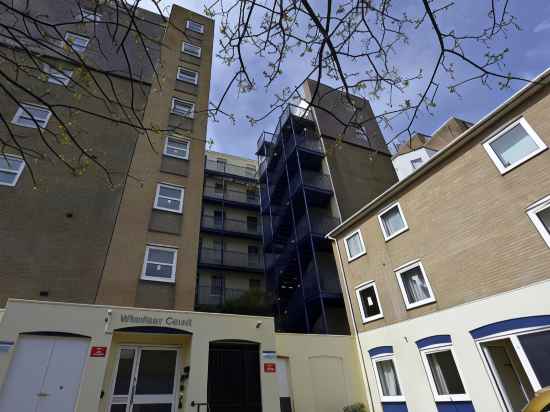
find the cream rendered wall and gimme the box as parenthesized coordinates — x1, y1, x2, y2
(0, 310, 4, 324)
(276, 333, 367, 412)
(357, 279, 550, 412)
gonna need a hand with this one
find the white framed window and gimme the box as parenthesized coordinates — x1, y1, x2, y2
(355, 281, 383, 324)
(44, 64, 73, 86)
(421, 346, 469, 402)
(372, 355, 405, 402)
(12, 103, 52, 128)
(64, 32, 90, 53)
(483, 118, 547, 174)
(163, 136, 190, 160)
(154, 183, 184, 213)
(378, 202, 408, 241)
(0, 154, 25, 187)
(81, 9, 102, 22)
(344, 229, 366, 261)
(171, 98, 195, 118)
(527, 195, 550, 248)
(176, 67, 198, 85)
(394, 260, 435, 309)
(186, 20, 204, 33)
(410, 158, 423, 170)
(141, 245, 177, 283)
(182, 42, 201, 58)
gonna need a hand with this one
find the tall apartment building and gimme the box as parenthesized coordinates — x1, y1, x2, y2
(196, 150, 267, 315)
(328, 69, 550, 412)
(258, 80, 398, 334)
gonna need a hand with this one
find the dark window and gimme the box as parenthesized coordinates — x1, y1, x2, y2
(215, 181, 224, 193)
(519, 330, 550, 387)
(358, 284, 381, 320)
(249, 279, 261, 289)
(247, 189, 257, 202)
(426, 349, 466, 395)
(248, 245, 259, 255)
(211, 275, 225, 295)
(214, 210, 224, 226)
(247, 216, 258, 232)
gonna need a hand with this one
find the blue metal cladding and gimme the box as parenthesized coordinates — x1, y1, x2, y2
(435, 401, 475, 412)
(368, 346, 394, 357)
(382, 402, 408, 412)
(415, 334, 452, 349)
(470, 315, 550, 339)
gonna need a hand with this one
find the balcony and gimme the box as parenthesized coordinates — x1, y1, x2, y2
(199, 247, 264, 272)
(201, 215, 261, 239)
(288, 171, 333, 205)
(205, 159, 257, 181)
(203, 185, 260, 209)
(295, 213, 339, 242)
(195, 285, 272, 316)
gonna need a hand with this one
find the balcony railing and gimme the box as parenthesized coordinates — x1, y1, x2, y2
(205, 159, 257, 180)
(195, 286, 272, 316)
(295, 214, 339, 240)
(286, 132, 324, 156)
(199, 247, 264, 270)
(201, 215, 261, 236)
(203, 185, 260, 206)
(289, 170, 333, 197)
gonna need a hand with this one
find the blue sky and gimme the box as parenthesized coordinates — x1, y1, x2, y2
(140, 0, 550, 160)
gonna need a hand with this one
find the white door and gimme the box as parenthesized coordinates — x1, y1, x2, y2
(110, 347, 179, 412)
(0, 334, 89, 412)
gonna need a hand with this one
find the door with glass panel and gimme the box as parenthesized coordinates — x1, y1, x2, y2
(110, 346, 179, 412)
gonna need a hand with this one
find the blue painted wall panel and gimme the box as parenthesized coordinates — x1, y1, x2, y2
(436, 401, 475, 412)
(381, 402, 408, 412)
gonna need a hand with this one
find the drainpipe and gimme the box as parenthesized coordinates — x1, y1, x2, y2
(327, 233, 376, 412)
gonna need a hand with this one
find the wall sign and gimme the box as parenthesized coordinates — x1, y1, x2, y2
(119, 314, 192, 328)
(0, 341, 14, 353)
(264, 363, 276, 373)
(261, 350, 276, 360)
(90, 346, 107, 357)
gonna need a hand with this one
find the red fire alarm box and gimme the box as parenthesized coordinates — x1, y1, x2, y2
(90, 346, 107, 357)
(264, 363, 276, 373)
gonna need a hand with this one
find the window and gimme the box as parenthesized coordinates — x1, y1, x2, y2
(215, 182, 224, 194)
(214, 210, 224, 226)
(171, 98, 194, 118)
(378, 203, 408, 241)
(176, 67, 198, 85)
(12, 104, 51, 128)
(421, 347, 468, 402)
(0, 155, 25, 187)
(527, 195, 550, 248)
(355, 281, 383, 323)
(372, 356, 405, 402)
(44, 64, 73, 86)
(247, 216, 258, 232)
(216, 158, 227, 171)
(245, 165, 256, 178)
(141, 245, 177, 282)
(249, 279, 261, 290)
(246, 188, 257, 202)
(81, 9, 102, 22)
(186, 20, 204, 33)
(163, 136, 190, 160)
(410, 158, 423, 170)
(248, 245, 259, 255)
(395, 261, 435, 309)
(64, 32, 90, 53)
(483, 118, 547, 174)
(154, 183, 184, 213)
(182, 42, 201, 58)
(211, 275, 225, 295)
(344, 229, 366, 261)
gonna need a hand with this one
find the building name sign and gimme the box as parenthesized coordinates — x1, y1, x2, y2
(120, 314, 192, 328)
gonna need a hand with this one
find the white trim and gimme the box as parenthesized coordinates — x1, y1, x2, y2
(510, 335, 542, 391)
(355, 281, 384, 324)
(527, 194, 550, 248)
(182, 42, 201, 58)
(371, 355, 406, 403)
(482, 117, 547, 175)
(186, 20, 204, 33)
(154, 183, 184, 213)
(170, 98, 195, 118)
(377, 202, 409, 241)
(11, 103, 52, 128)
(420, 345, 470, 402)
(141, 245, 178, 283)
(44, 64, 73, 86)
(343, 229, 366, 262)
(0, 154, 25, 187)
(81, 9, 102, 22)
(64, 32, 90, 53)
(394, 260, 436, 310)
(163, 136, 190, 160)
(176, 67, 199, 85)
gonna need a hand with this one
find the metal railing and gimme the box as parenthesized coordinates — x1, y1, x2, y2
(195, 286, 272, 315)
(203, 185, 260, 206)
(199, 247, 264, 270)
(205, 159, 257, 180)
(287, 131, 324, 156)
(201, 215, 260, 236)
(289, 170, 333, 196)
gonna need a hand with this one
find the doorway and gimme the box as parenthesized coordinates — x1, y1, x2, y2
(109, 346, 180, 412)
(0, 334, 89, 412)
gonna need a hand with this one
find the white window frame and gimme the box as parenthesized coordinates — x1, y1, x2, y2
(141, 244, 177, 283)
(64, 32, 90, 53)
(420, 345, 470, 402)
(81, 9, 102, 22)
(182, 42, 201, 58)
(0, 154, 25, 187)
(355, 281, 383, 324)
(186, 20, 204, 34)
(11, 103, 52, 128)
(44, 64, 73, 86)
(527, 194, 550, 248)
(482, 117, 547, 175)
(371, 354, 406, 403)
(154, 183, 184, 213)
(377, 202, 409, 241)
(343, 229, 366, 262)
(410, 157, 423, 170)
(163, 136, 190, 160)
(170, 98, 195, 118)
(394, 260, 436, 310)
(176, 67, 199, 85)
